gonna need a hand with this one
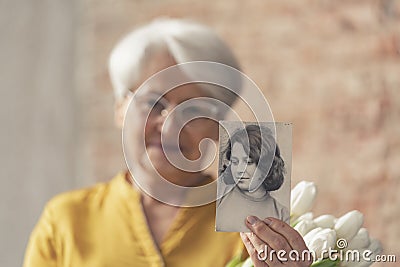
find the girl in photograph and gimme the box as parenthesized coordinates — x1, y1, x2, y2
(217, 124, 290, 232)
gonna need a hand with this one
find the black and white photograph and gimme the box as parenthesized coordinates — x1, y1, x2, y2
(216, 122, 292, 232)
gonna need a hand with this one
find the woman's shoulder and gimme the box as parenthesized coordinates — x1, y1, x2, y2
(48, 183, 106, 209)
(44, 173, 123, 218)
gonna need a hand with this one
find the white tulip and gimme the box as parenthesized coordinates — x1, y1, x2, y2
(337, 224, 374, 267)
(304, 227, 323, 247)
(341, 244, 382, 267)
(292, 212, 314, 226)
(294, 219, 317, 236)
(314, 214, 336, 229)
(306, 228, 337, 261)
(334, 210, 364, 242)
(346, 228, 370, 250)
(367, 238, 383, 259)
(343, 239, 383, 267)
(291, 181, 317, 217)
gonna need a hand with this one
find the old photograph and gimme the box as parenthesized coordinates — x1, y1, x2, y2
(216, 122, 292, 232)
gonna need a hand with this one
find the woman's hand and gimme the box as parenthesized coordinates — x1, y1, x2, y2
(240, 216, 312, 267)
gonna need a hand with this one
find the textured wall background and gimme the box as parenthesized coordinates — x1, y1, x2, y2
(2, 0, 399, 266)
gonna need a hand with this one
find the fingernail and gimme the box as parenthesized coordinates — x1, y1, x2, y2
(247, 216, 258, 225)
(264, 218, 272, 225)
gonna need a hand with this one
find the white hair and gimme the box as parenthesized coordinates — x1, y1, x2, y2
(108, 18, 242, 105)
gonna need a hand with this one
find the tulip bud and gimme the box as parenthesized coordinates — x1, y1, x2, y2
(343, 240, 382, 267)
(314, 214, 336, 229)
(367, 238, 383, 259)
(334, 210, 364, 241)
(292, 212, 314, 226)
(291, 181, 317, 217)
(343, 246, 377, 267)
(294, 219, 317, 236)
(346, 228, 370, 250)
(306, 228, 337, 261)
(304, 227, 323, 247)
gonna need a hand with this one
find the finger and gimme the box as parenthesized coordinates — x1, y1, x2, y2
(263, 217, 313, 266)
(245, 233, 285, 267)
(263, 217, 309, 252)
(245, 232, 265, 256)
(240, 232, 269, 267)
(246, 216, 293, 255)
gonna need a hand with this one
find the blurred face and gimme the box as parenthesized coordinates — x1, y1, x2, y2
(142, 86, 218, 177)
(119, 50, 220, 186)
(230, 142, 263, 192)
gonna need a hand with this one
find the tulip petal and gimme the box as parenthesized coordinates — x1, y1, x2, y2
(291, 181, 317, 217)
(346, 228, 370, 250)
(334, 210, 364, 242)
(314, 214, 336, 229)
(294, 219, 317, 236)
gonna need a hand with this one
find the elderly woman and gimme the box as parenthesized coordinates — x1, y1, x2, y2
(217, 124, 290, 232)
(24, 18, 311, 267)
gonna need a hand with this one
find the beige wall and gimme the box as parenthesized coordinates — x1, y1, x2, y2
(0, 0, 82, 266)
(2, 0, 399, 266)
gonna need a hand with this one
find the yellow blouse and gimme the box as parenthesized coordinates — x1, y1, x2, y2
(23, 172, 244, 267)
